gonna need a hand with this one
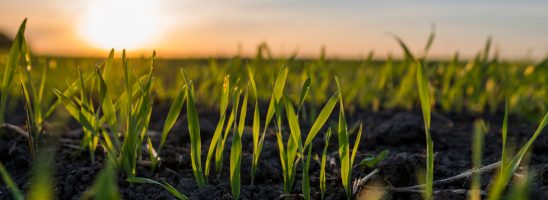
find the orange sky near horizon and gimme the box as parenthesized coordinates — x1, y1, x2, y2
(0, 0, 547, 60)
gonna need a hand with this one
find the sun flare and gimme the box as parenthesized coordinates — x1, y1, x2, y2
(80, 0, 160, 50)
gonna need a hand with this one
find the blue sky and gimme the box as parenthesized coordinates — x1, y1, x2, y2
(0, 0, 546, 59)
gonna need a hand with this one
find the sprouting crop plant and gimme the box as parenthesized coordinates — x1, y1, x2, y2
(1, 18, 547, 200)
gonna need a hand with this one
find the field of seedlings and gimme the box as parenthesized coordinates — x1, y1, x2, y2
(0, 20, 547, 200)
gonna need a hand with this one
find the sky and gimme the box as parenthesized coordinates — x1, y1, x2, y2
(0, 0, 547, 59)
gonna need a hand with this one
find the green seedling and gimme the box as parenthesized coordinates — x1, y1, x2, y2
(416, 58, 434, 200)
(214, 88, 237, 175)
(205, 75, 230, 178)
(186, 81, 206, 187)
(230, 85, 247, 199)
(248, 67, 276, 185)
(391, 34, 435, 199)
(335, 77, 363, 200)
(320, 128, 332, 200)
(19, 36, 48, 141)
(54, 66, 103, 161)
(488, 112, 548, 200)
(153, 75, 187, 169)
(279, 95, 302, 194)
(119, 50, 155, 177)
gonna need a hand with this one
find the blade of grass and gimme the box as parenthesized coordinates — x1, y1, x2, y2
(416, 59, 434, 200)
(205, 76, 230, 178)
(501, 100, 509, 174)
(488, 113, 548, 200)
(27, 147, 54, 200)
(320, 128, 332, 200)
(103, 49, 114, 80)
(127, 177, 188, 200)
(303, 92, 339, 150)
(335, 76, 352, 199)
(335, 77, 363, 200)
(273, 67, 288, 101)
(247, 67, 263, 185)
(159, 84, 187, 149)
(470, 120, 486, 200)
(0, 18, 27, 125)
(186, 82, 205, 187)
(350, 124, 363, 171)
(83, 160, 121, 200)
(303, 145, 312, 200)
(230, 86, 248, 199)
(215, 94, 237, 174)
(0, 162, 24, 200)
(297, 77, 311, 114)
(95, 67, 120, 150)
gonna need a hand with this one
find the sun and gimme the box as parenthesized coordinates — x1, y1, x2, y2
(80, 0, 160, 50)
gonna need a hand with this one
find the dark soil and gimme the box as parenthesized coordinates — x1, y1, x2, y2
(1, 107, 548, 200)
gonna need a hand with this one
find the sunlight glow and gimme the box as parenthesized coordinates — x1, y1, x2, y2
(80, 0, 161, 50)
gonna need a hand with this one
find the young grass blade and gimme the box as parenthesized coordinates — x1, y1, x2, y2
(21, 83, 36, 157)
(303, 92, 339, 150)
(416, 59, 434, 199)
(160, 84, 187, 149)
(360, 149, 390, 168)
(482, 37, 492, 64)
(247, 67, 263, 184)
(283, 95, 302, 193)
(103, 49, 115, 80)
(273, 67, 288, 101)
(247, 67, 258, 99)
(470, 120, 486, 200)
(303, 145, 312, 200)
(52, 89, 95, 133)
(350, 124, 363, 172)
(388, 33, 416, 60)
(0, 18, 27, 125)
(285, 95, 303, 154)
(216, 87, 240, 174)
(230, 86, 248, 199)
(416, 61, 431, 130)
(186, 82, 205, 187)
(0, 162, 24, 200)
(337, 106, 351, 199)
(423, 24, 436, 56)
(501, 100, 509, 174)
(252, 93, 275, 184)
(44, 70, 94, 118)
(127, 177, 189, 200)
(95, 67, 119, 148)
(275, 128, 288, 192)
(250, 99, 260, 183)
(297, 77, 311, 114)
(320, 128, 332, 200)
(27, 147, 54, 200)
(335, 76, 354, 199)
(205, 76, 230, 178)
(83, 160, 121, 200)
(36, 67, 47, 129)
(147, 136, 159, 170)
(488, 112, 548, 200)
